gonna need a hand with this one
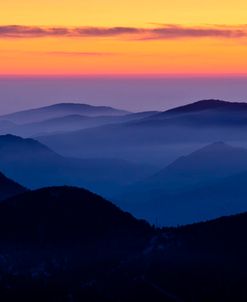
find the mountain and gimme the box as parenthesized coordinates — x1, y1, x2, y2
(99, 212, 247, 302)
(164, 98, 247, 113)
(0, 186, 152, 301)
(36, 100, 247, 165)
(0, 171, 26, 201)
(0, 187, 247, 301)
(0, 135, 155, 195)
(3, 111, 158, 137)
(0, 186, 151, 245)
(113, 142, 247, 226)
(0, 102, 130, 124)
(134, 99, 247, 127)
(142, 142, 247, 190)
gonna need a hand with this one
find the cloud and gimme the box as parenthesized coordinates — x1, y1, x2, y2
(0, 24, 247, 40)
(0, 50, 116, 57)
(45, 51, 117, 56)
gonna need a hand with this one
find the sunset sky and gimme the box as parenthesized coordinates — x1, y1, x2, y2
(1, 0, 247, 75)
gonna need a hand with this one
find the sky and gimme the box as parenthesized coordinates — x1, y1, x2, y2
(1, 1, 247, 113)
(1, 0, 247, 75)
(1, 76, 247, 114)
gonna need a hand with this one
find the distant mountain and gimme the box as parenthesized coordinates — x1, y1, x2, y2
(36, 100, 247, 165)
(134, 99, 247, 127)
(114, 142, 247, 225)
(4, 111, 158, 137)
(0, 135, 155, 195)
(164, 99, 247, 114)
(143, 142, 247, 190)
(0, 171, 26, 201)
(0, 102, 130, 124)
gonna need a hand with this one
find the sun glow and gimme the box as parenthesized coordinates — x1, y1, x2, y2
(1, 0, 247, 75)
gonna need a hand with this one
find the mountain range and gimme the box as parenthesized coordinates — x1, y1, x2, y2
(2, 99, 247, 166)
(135, 98, 247, 127)
(1, 96, 247, 300)
(1, 111, 158, 137)
(0, 102, 130, 123)
(2, 100, 247, 225)
(35, 99, 247, 165)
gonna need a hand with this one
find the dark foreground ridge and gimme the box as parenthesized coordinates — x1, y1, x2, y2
(0, 186, 151, 245)
(0, 185, 246, 301)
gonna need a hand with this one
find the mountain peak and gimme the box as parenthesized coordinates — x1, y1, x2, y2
(47, 102, 122, 111)
(165, 99, 230, 114)
(197, 141, 233, 152)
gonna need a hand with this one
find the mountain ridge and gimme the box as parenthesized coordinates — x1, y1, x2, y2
(0, 102, 130, 123)
(113, 142, 247, 225)
(0, 134, 155, 195)
(0, 185, 151, 245)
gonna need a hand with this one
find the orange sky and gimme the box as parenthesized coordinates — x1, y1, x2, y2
(1, 0, 247, 75)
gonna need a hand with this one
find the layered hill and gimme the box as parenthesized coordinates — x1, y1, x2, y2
(0, 102, 129, 124)
(114, 142, 247, 225)
(36, 100, 247, 164)
(0, 135, 155, 195)
(2, 111, 158, 137)
(141, 141, 247, 190)
(135, 99, 247, 127)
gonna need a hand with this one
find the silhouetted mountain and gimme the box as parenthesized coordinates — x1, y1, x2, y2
(0, 171, 26, 201)
(0, 186, 151, 245)
(0, 188, 247, 301)
(99, 212, 247, 302)
(0, 186, 152, 301)
(0, 135, 155, 195)
(0, 102, 130, 124)
(114, 142, 247, 225)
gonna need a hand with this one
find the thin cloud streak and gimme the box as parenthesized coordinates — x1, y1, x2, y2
(45, 51, 117, 56)
(1, 24, 247, 40)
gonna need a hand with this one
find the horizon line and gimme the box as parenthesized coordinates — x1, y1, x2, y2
(2, 98, 247, 117)
(1, 73, 247, 79)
